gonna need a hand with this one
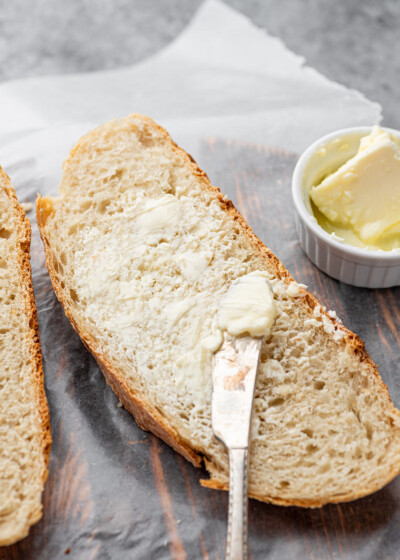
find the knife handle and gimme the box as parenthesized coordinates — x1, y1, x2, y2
(226, 448, 249, 560)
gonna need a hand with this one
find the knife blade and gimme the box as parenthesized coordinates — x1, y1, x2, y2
(211, 332, 264, 560)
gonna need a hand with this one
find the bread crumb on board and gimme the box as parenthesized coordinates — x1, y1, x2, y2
(21, 202, 33, 213)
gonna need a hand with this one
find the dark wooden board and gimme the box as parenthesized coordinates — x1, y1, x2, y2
(1, 138, 400, 560)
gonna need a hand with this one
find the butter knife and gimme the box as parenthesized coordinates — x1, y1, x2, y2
(211, 332, 264, 560)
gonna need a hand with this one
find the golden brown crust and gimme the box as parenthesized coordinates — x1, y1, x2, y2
(95, 358, 201, 467)
(200, 462, 400, 508)
(0, 167, 51, 541)
(36, 114, 400, 508)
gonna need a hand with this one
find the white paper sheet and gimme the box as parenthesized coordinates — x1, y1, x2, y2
(0, 0, 381, 197)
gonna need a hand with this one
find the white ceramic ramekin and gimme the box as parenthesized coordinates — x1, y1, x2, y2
(292, 126, 400, 288)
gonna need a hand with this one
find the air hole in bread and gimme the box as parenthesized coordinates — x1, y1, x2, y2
(260, 352, 269, 363)
(80, 200, 92, 212)
(350, 403, 361, 425)
(279, 480, 290, 488)
(60, 252, 67, 266)
(290, 347, 302, 359)
(165, 182, 176, 196)
(138, 129, 155, 148)
(306, 444, 318, 454)
(354, 446, 362, 459)
(314, 381, 325, 390)
(0, 258, 7, 269)
(110, 169, 124, 181)
(268, 397, 285, 407)
(69, 288, 79, 303)
(0, 327, 9, 334)
(68, 223, 80, 236)
(302, 428, 313, 438)
(98, 199, 111, 214)
(0, 228, 11, 239)
(52, 259, 63, 274)
(102, 171, 123, 185)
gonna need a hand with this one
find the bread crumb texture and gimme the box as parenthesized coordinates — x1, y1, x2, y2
(37, 114, 400, 507)
(0, 168, 50, 545)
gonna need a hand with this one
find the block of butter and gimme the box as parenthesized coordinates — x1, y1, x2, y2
(310, 127, 400, 250)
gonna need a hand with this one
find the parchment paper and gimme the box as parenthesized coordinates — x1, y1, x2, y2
(1, 2, 398, 560)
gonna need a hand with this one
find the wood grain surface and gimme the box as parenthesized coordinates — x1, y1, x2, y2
(1, 138, 400, 560)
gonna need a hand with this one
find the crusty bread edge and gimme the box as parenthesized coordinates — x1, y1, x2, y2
(0, 167, 51, 546)
(36, 114, 400, 507)
(200, 466, 400, 509)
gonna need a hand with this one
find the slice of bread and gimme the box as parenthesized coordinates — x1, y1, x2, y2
(0, 168, 51, 546)
(36, 114, 400, 507)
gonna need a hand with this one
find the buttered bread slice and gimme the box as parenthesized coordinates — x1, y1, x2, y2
(36, 115, 400, 507)
(0, 168, 51, 545)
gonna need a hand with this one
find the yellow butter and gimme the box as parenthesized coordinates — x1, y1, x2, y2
(310, 127, 400, 251)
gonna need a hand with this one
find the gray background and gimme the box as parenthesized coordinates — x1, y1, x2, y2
(1, 0, 399, 127)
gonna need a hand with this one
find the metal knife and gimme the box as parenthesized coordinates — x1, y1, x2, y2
(211, 332, 264, 560)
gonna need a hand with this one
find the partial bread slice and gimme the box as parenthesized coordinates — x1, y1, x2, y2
(36, 114, 400, 507)
(0, 168, 51, 546)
